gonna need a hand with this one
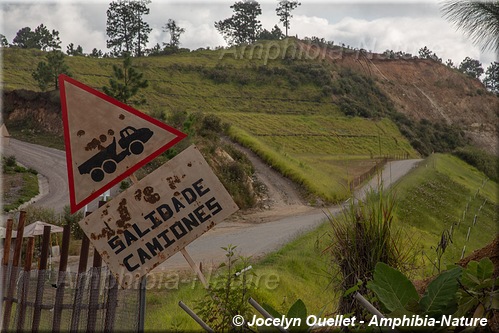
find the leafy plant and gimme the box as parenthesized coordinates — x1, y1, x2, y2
(455, 258, 499, 321)
(194, 245, 255, 332)
(63, 205, 84, 239)
(4, 155, 17, 168)
(368, 262, 463, 321)
(262, 299, 310, 332)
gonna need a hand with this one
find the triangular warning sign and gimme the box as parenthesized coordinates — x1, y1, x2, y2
(59, 74, 187, 213)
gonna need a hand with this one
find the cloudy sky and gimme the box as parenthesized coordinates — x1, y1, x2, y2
(0, 0, 496, 67)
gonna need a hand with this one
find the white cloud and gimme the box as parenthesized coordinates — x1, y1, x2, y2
(0, 1, 495, 66)
(293, 14, 494, 66)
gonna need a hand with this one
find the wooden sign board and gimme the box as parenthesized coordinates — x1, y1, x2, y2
(79, 145, 239, 288)
(59, 75, 186, 213)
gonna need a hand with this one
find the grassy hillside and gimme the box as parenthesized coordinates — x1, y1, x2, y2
(393, 153, 498, 275)
(3, 45, 418, 202)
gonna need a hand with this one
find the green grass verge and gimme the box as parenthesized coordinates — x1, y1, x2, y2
(144, 153, 497, 330)
(3, 172, 39, 212)
(145, 222, 334, 331)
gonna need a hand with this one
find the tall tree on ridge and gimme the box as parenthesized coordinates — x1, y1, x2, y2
(131, 0, 152, 57)
(215, 0, 262, 45)
(163, 19, 185, 49)
(106, 0, 151, 57)
(276, 0, 301, 37)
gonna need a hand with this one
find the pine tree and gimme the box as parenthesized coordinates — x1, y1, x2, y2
(106, 0, 151, 57)
(32, 50, 70, 91)
(102, 53, 148, 105)
(12, 24, 60, 50)
(163, 19, 185, 49)
(458, 57, 484, 79)
(483, 62, 499, 94)
(441, 1, 499, 53)
(275, 0, 301, 37)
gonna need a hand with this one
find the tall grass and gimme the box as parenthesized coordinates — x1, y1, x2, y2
(324, 186, 415, 316)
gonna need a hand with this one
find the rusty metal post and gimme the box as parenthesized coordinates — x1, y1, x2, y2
(1, 219, 13, 266)
(87, 200, 105, 333)
(70, 233, 90, 332)
(1, 219, 13, 293)
(103, 273, 118, 333)
(32, 226, 51, 333)
(16, 237, 35, 333)
(86, 249, 102, 333)
(2, 211, 27, 332)
(136, 276, 147, 333)
(1, 219, 13, 330)
(127, 174, 147, 333)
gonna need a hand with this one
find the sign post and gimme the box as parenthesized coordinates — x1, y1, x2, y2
(60, 75, 238, 291)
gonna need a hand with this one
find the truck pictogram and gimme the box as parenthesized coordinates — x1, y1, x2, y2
(78, 126, 154, 182)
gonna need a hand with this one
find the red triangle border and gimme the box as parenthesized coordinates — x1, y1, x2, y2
(59, 74, 187, 213)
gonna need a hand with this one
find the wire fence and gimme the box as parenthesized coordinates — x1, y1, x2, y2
(1, 212, 142, 332)
(1, 265, 141, 332)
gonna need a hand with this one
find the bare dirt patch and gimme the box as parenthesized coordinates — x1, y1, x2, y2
(223, 139, 316, 223)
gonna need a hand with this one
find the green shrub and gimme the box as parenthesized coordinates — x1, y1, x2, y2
(4, 155, 17, 167)
(23, 205, 59, 226)
(397, 118, 468, 156)
(453, 146, 499, 182)
(325, 187, 415, 317)
(63, 205, 85, 240)
(194, 245, 255, 332)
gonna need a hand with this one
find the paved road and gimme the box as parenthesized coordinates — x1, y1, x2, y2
(155, 159, 422, 272)
(4, 139, 69, 213)
(5, 138, 421, 272)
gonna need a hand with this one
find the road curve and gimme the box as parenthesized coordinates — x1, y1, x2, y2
(5, 138, 421, 272)
(4, 139, 69, 213)
(155, 159, 422, 272)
